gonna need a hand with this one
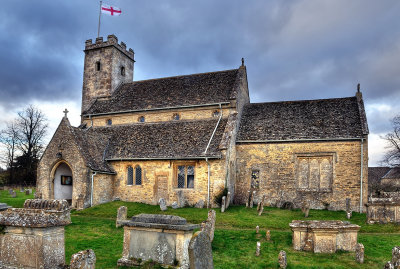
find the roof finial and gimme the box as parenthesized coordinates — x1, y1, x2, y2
(63, 108, 69, 118)
(357, 83, 360, 93)
(241, 57, 244, 67)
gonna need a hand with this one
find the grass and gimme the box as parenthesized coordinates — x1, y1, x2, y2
(0, 194, 398, 268)
(0, 188, 35, 207)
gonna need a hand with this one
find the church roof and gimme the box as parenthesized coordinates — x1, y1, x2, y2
(382, 167, 400, 179)
(368, 167, 391, 186)
(237, 96, 368, 142)
(84, 68, 241, 115)
(72, 118, 227, 168)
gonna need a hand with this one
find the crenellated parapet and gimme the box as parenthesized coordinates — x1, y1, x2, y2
(84, 34, 135, 61)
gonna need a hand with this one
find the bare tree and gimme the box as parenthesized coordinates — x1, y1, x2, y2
(382, 115, 400, 167)
(0, 123, 19, 183)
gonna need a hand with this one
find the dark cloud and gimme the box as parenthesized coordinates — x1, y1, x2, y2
(0, 0, 399, 165)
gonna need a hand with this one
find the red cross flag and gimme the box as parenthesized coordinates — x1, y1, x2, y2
(101, 3, 121, 16)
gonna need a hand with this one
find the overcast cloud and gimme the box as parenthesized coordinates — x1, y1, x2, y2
(0, 0, 399, 167)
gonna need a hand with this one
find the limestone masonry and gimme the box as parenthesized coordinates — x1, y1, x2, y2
(37, 34, 369, 212)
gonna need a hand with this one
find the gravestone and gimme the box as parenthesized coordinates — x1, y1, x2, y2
(384, 261, 395, 269)
(188, 231, 214, 269)
(249, 191, 256, 208)
(225, 192, 231, 210)
(20, 188, 24, 192)
(201, 210, 216, 242)
(25, 190, 30, 195)
(246, 191, 251, 207)
(69, 249, 96, 269)
(278, 250, 287, 269)
(266, 230, 271, 241)
(257, 202, 264, 216)
(116, 206, 128, 228)
(10, 191, 16, 198)
(392, 246, 400, 268)
(346, 198, 351, 212)
(256, 225, 259, 234)
(221, 196, 226, 213)
(171, 202, 179, 209)
(8, 189, 13, 195)
(195, 199, 204, 209)
(177, 190, 185, 208)
(355, 243, 364, 263)
(346, 211, 352, 220)
(159, 198, 167, 211)
(255, 242, 260, 256)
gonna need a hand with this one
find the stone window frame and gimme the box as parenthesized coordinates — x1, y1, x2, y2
(173, 162, 195, 190)
(120, 66, 125, 76)
(95, 61, 101, 71)
(294, 152, 338, 193)
(135, 165, 142, 185)
(126, 165, 144, 187)
(106, 119, 112, 126)
(138, 116, 145, 123)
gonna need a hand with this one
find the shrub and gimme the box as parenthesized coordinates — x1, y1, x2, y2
(214, 188, 228, 206)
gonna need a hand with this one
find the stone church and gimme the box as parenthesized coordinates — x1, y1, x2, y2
(37, 35, 369, 212)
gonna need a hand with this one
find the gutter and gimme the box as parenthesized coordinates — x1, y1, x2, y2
(105, 156, 221, 161)
(82, 102, 230, 118)
(237, 137, 364, 143)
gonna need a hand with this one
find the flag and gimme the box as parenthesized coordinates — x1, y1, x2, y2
(101, 3, 121, 16)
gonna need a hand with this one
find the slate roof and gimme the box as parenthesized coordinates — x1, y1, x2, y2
(237, 97, 368, 141)
(382, 167, 400, 179)
(85, 69, 241, 115)
(68, 118, 227, 172)
(368, 167, 391, 187)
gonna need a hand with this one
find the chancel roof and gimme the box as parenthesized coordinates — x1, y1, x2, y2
(237, 97, 368, 142)
(85, 69, 240, 115)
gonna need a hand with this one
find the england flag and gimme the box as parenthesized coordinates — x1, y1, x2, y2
(101, 3, 121, 16)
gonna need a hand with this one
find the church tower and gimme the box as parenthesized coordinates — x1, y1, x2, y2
(81, 34, 135, 114)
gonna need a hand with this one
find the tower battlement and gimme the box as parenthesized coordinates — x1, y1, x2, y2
(84, 34, 135, 61)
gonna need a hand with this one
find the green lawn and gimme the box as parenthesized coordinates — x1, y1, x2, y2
(0, 193, 397, 268)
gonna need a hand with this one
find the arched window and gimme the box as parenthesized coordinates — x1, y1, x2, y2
(96, 61, 101, 71)
(173, 113, 180, 120)
(138, 116, 145, 122)
(135, 165, 142, 185)
(127, 166, 133, 185)
(120, 66, 125, 76)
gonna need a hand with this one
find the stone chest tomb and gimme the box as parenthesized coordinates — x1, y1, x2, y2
(289, 220, 360, 253)
(117, 213, 199, 268)
(0, 199, 71, 269)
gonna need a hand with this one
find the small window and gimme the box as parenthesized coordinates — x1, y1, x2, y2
(251, 170, 260, 189)
(61, 175, 72, 185)
(173, 113, 180, 120)
(96, 61, 101, 71)
(127, 166, 133, 185)
(106, 119, 112, 125)
(120, 66, 125, 76)
(138, 116, 145, 122)
(176, 164, 195, 189)
(135, 165, 142, 185)
(212, 110, 220, 117)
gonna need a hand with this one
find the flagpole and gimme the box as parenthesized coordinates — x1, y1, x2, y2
(97, 1, 102, 38)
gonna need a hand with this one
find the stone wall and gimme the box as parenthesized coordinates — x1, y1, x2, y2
(235, 140, 368, 212)
(111, 158, 227, 207)
(366, 201, 400, 224)
(92, 173, 114, 206)
(83, 106, 233, 127)
(37, 118, 92, 209)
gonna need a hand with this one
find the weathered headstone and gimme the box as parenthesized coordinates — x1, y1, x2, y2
(225, 192, 231, 210)
(246, 190, 251, 207)
(116, 206, 128, 227)
(255, 242, 261, 256)
(266, 230, 271, 241)
(346, 198, 351, 212)
(392, 246, 400, 268)
(278, 250, 287, 269)
(10, 191, 16, 198)
(188, 231, 214, 269)
(304, 208, 310, 218)
(177, 190, 185, 208)
(171, 202, 179, 209)
(221, 196, 226, 213)
(258, 202, 264, 216)
(159, 198, 167, 211)
(249, 191, 256, 208)
(25, 189, 30, 195)
(8, 189, 13, 195)
(195, 199, 204, 209)
(20, 187, 24, 192)
(346, 211, 352, 220)
(256, 225, 259, 234)
(69, 249, 96, 269)
(201, 210, 216, 242)
(355, 243, 364, 264)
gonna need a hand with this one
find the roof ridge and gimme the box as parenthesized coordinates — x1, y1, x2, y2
(246, 96, 356, 106)
(122, 68, 239, 85)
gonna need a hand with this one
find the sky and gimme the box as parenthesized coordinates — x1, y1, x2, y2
(0, 0, 399, 168)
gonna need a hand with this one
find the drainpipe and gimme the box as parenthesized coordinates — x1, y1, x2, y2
(91, 171, 97, 207)
(206, 157, 211, 208)
(359, 138, 364, 213)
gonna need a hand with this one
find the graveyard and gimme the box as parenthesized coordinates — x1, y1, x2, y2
(0, 189, 399, 268)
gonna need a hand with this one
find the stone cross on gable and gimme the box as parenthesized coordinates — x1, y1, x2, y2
(63, 108, 69, 118)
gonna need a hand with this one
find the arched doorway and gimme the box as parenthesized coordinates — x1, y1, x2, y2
(53, 162, 73, 203)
